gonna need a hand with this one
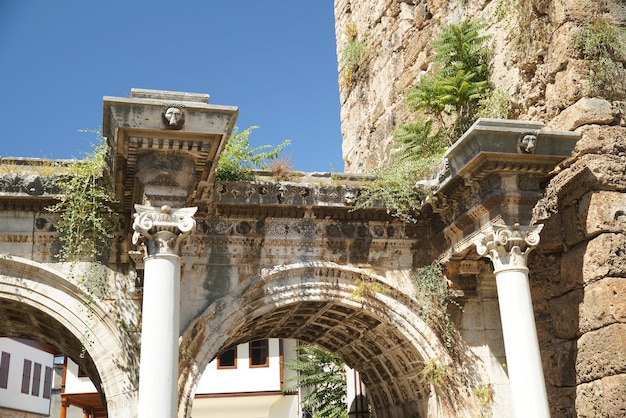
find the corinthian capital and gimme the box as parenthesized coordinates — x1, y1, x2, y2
(475, 223, 543, 273)
(132, 204, 197, 257)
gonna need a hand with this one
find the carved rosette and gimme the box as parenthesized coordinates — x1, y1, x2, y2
(475, 223, 543, 274)
(132, 204, 197, 257)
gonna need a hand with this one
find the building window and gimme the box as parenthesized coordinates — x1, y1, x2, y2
(0, 352, 10, 389)
(43, 366, 53, 399)
(249, 340, 269, 367)
(21, 359, 32, 394)
(32, 362, 41, 396)
(217, 347, 237, 369)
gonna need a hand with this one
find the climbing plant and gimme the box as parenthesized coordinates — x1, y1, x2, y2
(412, 264, 459, 348)
(215, 126, 291, 181)
(47, 130, 115, 263)
(46, 130, 117, 356)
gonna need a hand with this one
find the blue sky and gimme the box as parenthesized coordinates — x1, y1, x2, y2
(0, 1, 344, 172)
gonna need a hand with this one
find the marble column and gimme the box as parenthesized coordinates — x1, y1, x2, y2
(132, 204, 196, 418)
(475, 223, 550, 418)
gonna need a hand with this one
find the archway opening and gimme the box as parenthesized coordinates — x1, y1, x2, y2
(181, 263, 457, 418)
(0, 297, 106, 414)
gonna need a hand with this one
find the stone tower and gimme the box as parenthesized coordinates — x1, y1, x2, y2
(334, 0, 626, 416)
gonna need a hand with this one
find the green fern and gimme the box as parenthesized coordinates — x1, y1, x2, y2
(392, 119, 447, 160)
(430, 18, 491, 79)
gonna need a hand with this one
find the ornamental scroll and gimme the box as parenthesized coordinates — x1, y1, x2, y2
(475, 223, 543, 274)
(132, 204, 197, 257)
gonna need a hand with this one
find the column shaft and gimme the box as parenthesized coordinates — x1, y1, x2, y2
(132, 204, 196, 418)
(475, 223, 549, 418)
(137, 254, 180, 417)
(495, 267, 549, 418)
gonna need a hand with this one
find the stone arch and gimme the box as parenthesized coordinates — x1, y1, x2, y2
(180, 262, 470, 418)
(0, 255, 138, 417)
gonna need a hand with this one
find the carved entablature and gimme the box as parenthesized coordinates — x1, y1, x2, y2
(103, 89, 238, 211)
(198, 217, 407, 240)
(429, 119, 580, 260)
(214, 181, 371, 208)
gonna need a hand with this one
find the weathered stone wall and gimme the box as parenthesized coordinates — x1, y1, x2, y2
(532, 123, 626, 417)
(335, 0, 626, 416)
(335, 0, 626, 173)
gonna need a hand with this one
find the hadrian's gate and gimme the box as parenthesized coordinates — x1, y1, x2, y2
(1, 88, 624, 418)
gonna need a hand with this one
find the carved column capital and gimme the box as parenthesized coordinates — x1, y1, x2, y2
(132, 204, 197, 257)
(475, 223, 543, 273)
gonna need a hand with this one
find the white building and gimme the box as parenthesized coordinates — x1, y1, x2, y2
(192, 338, 299, 417)
(59, 338, 300, 418)
(0, 338, 55, 418)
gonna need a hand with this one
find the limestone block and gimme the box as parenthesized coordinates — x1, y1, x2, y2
(576, 323, 626, 384)
(547, 385, 576, 418)
(536, 214, 565, 253)
(547, 97, 616, 131)
(482, 299, 502, 331)
(548, 62, 588, 111)
(581, 233, 626, 284)
(579, 191, 626, 238)
(544, 339, 577, 387)
(559, 242, 585, 292)
(579, 277, 626, 333)
(551, 0, 604, 25)
(574, 124, 626, 158)
(460, 300, 485, 331)
(576, 373, 626, 417)
(562, 203, 585, 248)
(550, 288, 583, 339)
(534, 154, 626, 221)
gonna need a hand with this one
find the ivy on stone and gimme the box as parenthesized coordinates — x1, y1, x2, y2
(47, 131, 116, 262)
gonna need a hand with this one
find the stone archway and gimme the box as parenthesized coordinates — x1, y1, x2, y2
(179, 262, 476, 418)
(0, 255, 138, 417)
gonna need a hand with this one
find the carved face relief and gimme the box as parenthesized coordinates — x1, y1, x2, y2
(163, 106, 184, 129)
(519, 134, 537, 154)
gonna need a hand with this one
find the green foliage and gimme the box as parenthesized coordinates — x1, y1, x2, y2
(351, 274, 389, 302)
(339, 21, 368, 87)
(413, 264, 459, 348)
(46, 130, 116, 357)
(403, 18, 492, 143)
(355, 18, 495, 224)
(430, 18, 491, 79)
(283, 344, 348, 418)
(474, 384, 495, 407)
(340, 40, 368, 86)
(477, 88, 512, 119)
(419, 358, 449, 388)
(215, 126, 291, 181)
(353, 156, 442, 223)
(393, 119, 447, 161)
(575, 18, 626, 94)
(47, 131, 115, 262)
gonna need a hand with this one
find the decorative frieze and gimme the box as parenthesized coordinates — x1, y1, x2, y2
(214, 181, 369, 208)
